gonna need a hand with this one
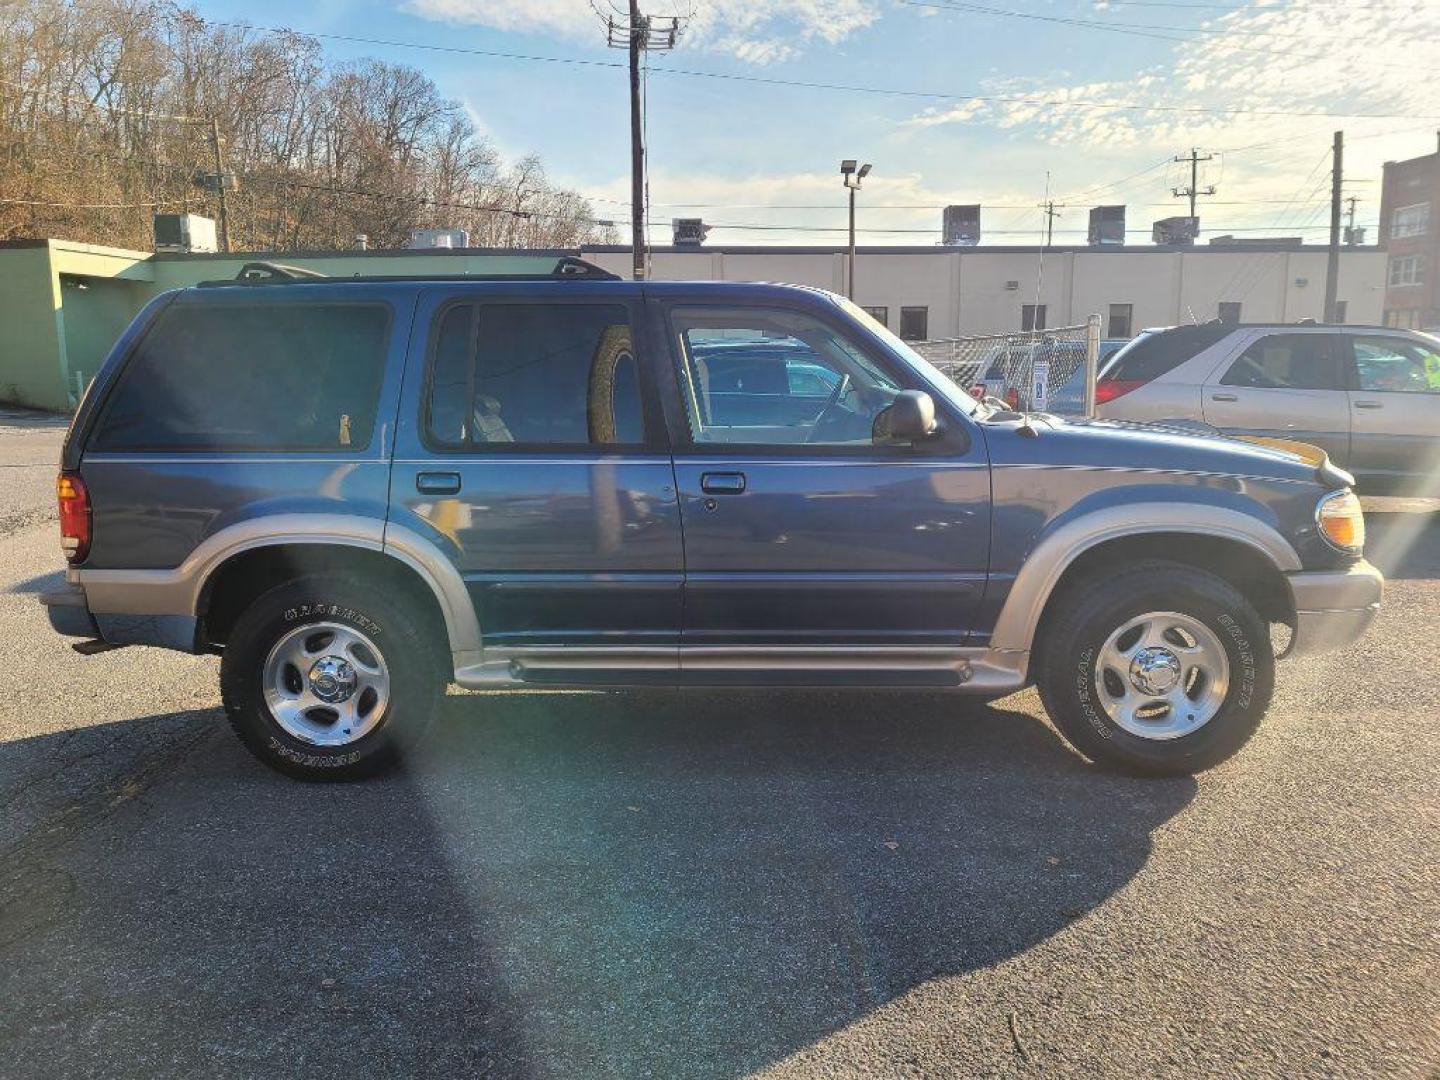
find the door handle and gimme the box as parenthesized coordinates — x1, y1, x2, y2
(1210, 392, 1239, 402)
(1353, 399, 1383, 410)
(700, 471, 747, 495)
(416, 471, 462, 495)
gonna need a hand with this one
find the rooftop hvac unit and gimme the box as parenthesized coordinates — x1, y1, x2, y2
(1152, 216, 1198, 245)
(407, 228, 470, 250)
(153, 213, 218, 253)
(942, 205, 981, 246)
(1088, 205, 1126, 246)
(673, 218, 711, 246)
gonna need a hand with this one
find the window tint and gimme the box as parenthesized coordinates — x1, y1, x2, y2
(93, 302, 389, 451)
(1352, 336, 1440, 394)
(671, 307, 900, 447)
(1104, 324, 1231, 383)
(1221, 334, 1341, 390)
(425, 303, 644, 448)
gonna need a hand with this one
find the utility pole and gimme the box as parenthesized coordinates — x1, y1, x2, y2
(210, 117, 230, 253)
(1038, 200, 1063, 248)
(1324, 130, 1343, 323)
(1172, 147, 1216, 234)
(607, 5, 679, 281)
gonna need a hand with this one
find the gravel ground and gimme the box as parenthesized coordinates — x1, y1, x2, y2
(0, 414, 1435, 1079)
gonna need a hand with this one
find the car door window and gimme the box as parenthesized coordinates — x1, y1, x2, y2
(1220, 334, 1341, 390)
(1352, 336, 1440, 394)
(425, 302, 645, 449)
(670, 307, 901, 447)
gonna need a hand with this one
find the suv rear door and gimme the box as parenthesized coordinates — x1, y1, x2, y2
(1200, 330, 1351, 466)
(1343, 332, 1440, 485)
(388, 285, 683, 661)
(654, 295, 991, 676)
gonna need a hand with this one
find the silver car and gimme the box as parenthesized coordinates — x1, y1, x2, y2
(1096, 323, 1440, 491)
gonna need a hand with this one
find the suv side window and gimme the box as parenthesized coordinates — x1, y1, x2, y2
(1352, 335, 1440, 394)
(669, 306, 901, 447)
(1220, 334, 1342, 390)
(424, 302, 645, 449)
(92, 301, 390, 452)
(1104, 325, 1231, 383)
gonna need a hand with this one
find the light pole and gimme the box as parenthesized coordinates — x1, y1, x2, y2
(841, 159, 871, 300)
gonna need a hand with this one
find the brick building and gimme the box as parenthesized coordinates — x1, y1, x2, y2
(1379, 137, 1440, 329)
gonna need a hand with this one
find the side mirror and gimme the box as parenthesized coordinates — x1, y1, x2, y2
(873, 389, 938, 445)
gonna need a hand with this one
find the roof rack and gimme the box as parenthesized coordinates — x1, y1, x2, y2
(207, 254, 621, 287)
(236, 261, 328, 282)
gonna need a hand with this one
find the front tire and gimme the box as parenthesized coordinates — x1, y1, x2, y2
(1036, 560, 1274, 775)
(219, 575, 444, 780)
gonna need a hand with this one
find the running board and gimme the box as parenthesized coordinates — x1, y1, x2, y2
(453, 646, 1029, 693)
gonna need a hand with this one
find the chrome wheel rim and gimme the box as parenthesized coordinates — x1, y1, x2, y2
(1094, 610, 1230, 741)
(262, 621, 390, 746)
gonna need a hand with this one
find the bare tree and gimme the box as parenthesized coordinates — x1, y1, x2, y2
(0, 0, 617, 250)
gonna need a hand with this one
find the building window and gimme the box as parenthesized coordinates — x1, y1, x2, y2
(1334, 300, 1347, 325)
(861, 305, 889, 328)
(1389, 255, 1426, 287)
(1218, 301, 1243, 324)
(1384, 308, 1425, 330)
(1391, 203, 1430, 240)
(1107, 303, 1133, 339)
(1021, 304, 1047, 331)
(899, 306, 929, 341)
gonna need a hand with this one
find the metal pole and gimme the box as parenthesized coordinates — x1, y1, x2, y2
(1324, 130, 1343, 323)
(847, 185, 856, 300)
(1083, 312, 1102, 417)
(210, 117, 230, 253)
(628, 0, 646, 281)
(1188, 148, 1199, 221)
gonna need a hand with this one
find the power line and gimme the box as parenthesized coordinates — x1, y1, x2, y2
(903, 0, 1373, 62)
(202, 20, 1440, 121)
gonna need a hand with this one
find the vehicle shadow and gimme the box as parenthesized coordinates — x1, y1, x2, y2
(0, 691, 1195, 1079)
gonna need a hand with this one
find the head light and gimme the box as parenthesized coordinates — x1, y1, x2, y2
(1316, 489, 1365, 553)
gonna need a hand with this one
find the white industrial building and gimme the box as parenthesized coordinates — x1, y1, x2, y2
(580, 243, 1387, 339)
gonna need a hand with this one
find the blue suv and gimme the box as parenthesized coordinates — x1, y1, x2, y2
(42, 258, 1383, 779)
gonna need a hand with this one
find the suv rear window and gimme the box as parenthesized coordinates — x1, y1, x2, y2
(92, 301, 390, 452)
(1103, 325, 1231, 383)
(425, 302, 644, 449)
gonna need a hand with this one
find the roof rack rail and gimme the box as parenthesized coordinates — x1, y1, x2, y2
(200, 254, 621, 287)
(236, 261, 328, 282)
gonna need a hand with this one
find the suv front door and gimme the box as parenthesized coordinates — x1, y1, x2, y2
(1201, 331, 1351, 465)
(390, 286, 683, 667)
(1343, 333, 1440, 487)
(657, 300, 991, 681)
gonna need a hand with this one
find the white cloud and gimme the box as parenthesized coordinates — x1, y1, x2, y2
(403, 0, 881, 64)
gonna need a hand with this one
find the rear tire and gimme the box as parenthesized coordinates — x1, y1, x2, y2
(1036, 560, 1274, 775)
(219, 575, 444, 780)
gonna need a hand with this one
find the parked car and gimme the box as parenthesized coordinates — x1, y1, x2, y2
(43, 259, 1381, 780)
(1096, 322, 1440, 491)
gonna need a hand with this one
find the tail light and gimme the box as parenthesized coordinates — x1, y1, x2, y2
(57, 471, 91, 563)
(1004, 387, 1021, 410)
(1095, 379, 1145, 405)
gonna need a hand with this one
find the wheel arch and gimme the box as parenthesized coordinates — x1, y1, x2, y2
(990, 502, 1300, 658)
(140, 515, 478, 666)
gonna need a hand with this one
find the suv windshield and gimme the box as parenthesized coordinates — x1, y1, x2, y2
(835, 295, 980, 416)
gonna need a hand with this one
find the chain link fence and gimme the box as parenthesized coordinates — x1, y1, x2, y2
(912, 315, 1102, 415)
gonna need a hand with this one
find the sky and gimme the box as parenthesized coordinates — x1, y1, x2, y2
(187, 0, 1440, 246)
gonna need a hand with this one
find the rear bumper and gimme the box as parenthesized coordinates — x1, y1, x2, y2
(39, 582, 99, 639)
(1286, 560, 1383, 657)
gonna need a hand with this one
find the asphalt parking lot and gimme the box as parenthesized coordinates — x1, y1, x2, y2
(0, 408, 1436, 1079)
